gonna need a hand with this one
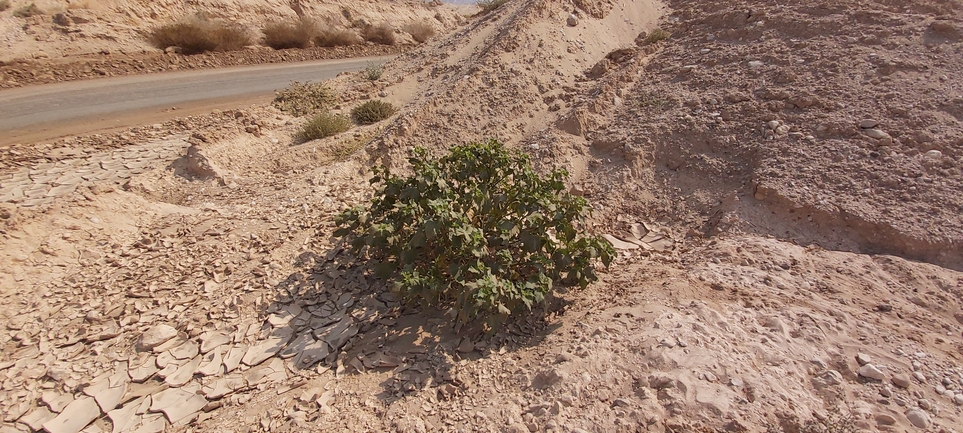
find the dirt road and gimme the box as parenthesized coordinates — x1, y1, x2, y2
(0, 56, 393, 146)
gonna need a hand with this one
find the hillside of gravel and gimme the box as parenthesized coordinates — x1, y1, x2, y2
(2, 0, 963, 432)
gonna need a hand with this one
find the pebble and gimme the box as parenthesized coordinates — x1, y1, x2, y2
(566, 14, 578, 27)
(924, 150, 943, 160)
(875, 413, 897, 426)
(936, 385, 946, 395)
(748, 60, 764, 68)
(858, 364, 886, 381)
(892, 374, 911, 389)
(906, 409, 931, 428)
(913, 371, 926, 383)
(859, 119, 879, 129)
(955, 394, 963, 405)
(856, 353, 872, 366)
(918, 399, 931, 410)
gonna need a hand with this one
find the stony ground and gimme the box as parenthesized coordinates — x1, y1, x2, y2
(2, 0, 963, 432)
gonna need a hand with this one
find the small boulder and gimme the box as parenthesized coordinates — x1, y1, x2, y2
(567, 14, 578, 27)
(892, 374, 911, 389)
(905, 409, 930, 428)
(857, 364, 886, 381)
(137, 325, 178, 351)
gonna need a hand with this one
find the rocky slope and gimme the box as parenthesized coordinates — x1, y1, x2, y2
(2, 0, 963, 432)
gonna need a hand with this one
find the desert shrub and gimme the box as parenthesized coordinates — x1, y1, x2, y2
(477, 0, 510, 13)
(0, 0, 11, 12)
(273, 81, 336, 117)
(364, 62, 384, 81)
(642, 28, 670, 45)
(351, 100, 396, 125)
(314, 29, 361, 47)
(149, 20, 252, 54)
(334, 139, 614, 325)
(297, 112, 351, 142)
(361, 23, 396, 45)
(13, 3, 43, 17)
(404, 21, 436, 43)
(262, 18, 317, 50)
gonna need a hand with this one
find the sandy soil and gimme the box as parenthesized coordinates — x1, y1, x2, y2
(2, 0, 963, 432)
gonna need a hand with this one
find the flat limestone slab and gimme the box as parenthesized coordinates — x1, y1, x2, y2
(42, 396, 100, 433)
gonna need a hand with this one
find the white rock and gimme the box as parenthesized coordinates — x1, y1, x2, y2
(924, 150, 943, 160)
(137, 325, 178, 351)
(748, 60, 764, 68)
(954, 393, 963, 405)
(42, 397, 100, 433)
(858, 364, 886, 381)
(856, 353, 872, 366)
(906, 409, 930, 428)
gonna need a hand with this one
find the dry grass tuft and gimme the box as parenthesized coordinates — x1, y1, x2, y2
(150, 19, 252, 55)
(273, 81, 337, 117)
(351, 100, 397, 125)
(477, 0, 510, 13)
(13, 3, 44, 17)
(297, 112, 352, 142)
(361, 23, 396, 45)
(262, 18, 317, 50)
(404, 21, 436, 43)
(313, 29, 361, 47)
(642, 28, 670, 45)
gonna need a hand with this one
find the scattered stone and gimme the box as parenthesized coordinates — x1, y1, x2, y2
(456, 338, 474, 353)
(954, 393, 963, 405)
(166, 356, 202, 387)
(892, 374, 911, 389)
(748, 60, 764, 68)
(913, 371, 926, 383)
(856, 353, 872, 366)
(905, 409, 930, 428)
(859, 119, 879, 129)
(137, 325, 178, 351)
(170, 340, 199, 360)
(924, 150, 943, 160)
(566, 14, 578, 27)
(875, 413, 897, 426)
(223, 345, 246, 373)
(42, 392, 74, 413)
(19, 407, 55, 432)
(42, 396, 100, 433)
(863, 129, 891, 140)
(858, 364, 886, 381)
(82, 373, 128, 413)
(199, 332, 231, 354)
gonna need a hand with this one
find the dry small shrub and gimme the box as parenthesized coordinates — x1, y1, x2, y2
(477, 0, 509, 13)
(0, 0, 11, 12)
(273, 81, 336, 117)
(351, 100, 397, 125)
(313, 29, 361, 47)
(362, 23, 396, 45)
(150, 20, 252, 55)
(404, 21, 436, 43)
(364, 62, 384, 81)
(263, 18, 317, 50)
(13, 3, 44, 17)
(642, 28, 670, 45)
(297, 112, 352, 142)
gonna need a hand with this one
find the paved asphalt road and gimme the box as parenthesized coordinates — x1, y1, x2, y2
(0, 55, 392, 144)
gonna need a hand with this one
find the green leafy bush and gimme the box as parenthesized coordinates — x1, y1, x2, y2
(477, 0, 510, 14)
(273, 81, 336, 117)
(149, 20, 252, 54)
(334, 139, 614, 325)
(350, 100, 396, 125)
(262, 18, 317, 50)
(297, 112, 352, 142)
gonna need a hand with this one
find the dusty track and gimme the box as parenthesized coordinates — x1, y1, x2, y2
(0, 56, 394, 146)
